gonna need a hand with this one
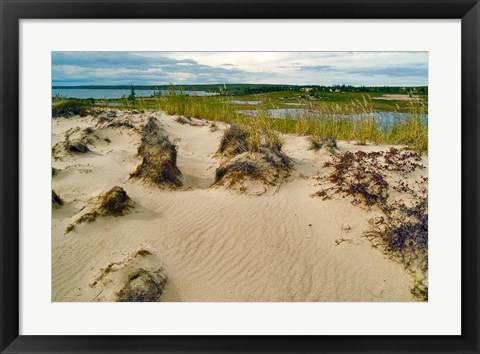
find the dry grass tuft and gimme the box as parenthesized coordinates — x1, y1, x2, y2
(98, 186, 132, 216)
(52, 190, 63, 208)
(214, 147, 291, 190)
(65, 139, 90, 153)
(307, 135, 337, 151)
(175, 116, 189, 125)
(65, 186, 133, 234)
(83, 127, 95, 135)
(214, 123, 291, 191)
(130, 118, 182, 188)
(217, 124, 250, 156)
(115, 268, 167, 302)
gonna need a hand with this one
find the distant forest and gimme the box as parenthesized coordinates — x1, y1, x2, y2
(53, 84, 428, 96)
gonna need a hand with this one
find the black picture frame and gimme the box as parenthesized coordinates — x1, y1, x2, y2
(1, 1, 479, 353)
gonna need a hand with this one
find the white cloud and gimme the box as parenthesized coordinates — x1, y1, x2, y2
(52, 52, 428, 86)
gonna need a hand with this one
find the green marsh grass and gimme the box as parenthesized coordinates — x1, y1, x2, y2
(112, 91, 428, 153)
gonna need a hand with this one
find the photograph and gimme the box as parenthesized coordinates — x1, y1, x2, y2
(51, 51, 428, 302)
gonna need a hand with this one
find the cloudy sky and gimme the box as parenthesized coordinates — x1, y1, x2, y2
(52, 52, 428, 86)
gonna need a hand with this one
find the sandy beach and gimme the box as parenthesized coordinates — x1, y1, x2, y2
(52, 110, 427, 302)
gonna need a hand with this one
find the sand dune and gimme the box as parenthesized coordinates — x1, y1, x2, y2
(52, 110, 425, 302)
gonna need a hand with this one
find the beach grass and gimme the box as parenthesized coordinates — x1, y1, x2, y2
(152, 91, 428, 152)
(57, 89, 428, 153)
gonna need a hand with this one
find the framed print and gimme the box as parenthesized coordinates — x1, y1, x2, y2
(1, 0, 479, 353)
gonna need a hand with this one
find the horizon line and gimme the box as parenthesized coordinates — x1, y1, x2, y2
(52, 83, 428, 88)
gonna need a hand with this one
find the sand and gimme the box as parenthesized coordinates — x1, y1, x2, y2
(52, 110, 427, 302)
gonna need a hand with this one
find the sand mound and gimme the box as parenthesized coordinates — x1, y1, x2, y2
(116, 268, 167, 302)
(95, 110, 137, 130)
(65, 187, 133, 234)
(65, 139, 90, 153)
(99, 186, 132, 216)
(215, 147, 291, 191)
(87, 248, 167, 302)
(52, 190, 63, 208)
(214, 124, 291, 193)
(52, 126, 96, 157)
(130, 117, 182, 188)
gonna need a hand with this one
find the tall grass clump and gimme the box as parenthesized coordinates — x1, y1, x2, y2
(130, 117, 182, 188)
(386, 98, 428, 152)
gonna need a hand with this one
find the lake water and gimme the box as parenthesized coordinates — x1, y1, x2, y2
(226, 100, 262, 105)
(239, 109, 428, 127)
(52, 88, 218, 99)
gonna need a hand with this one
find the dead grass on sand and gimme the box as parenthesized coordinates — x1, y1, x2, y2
(130, 117, 182, 188)
(65, 186, 133, 234)
(115, 268, 167, 302)
(214, 125, 291, 191)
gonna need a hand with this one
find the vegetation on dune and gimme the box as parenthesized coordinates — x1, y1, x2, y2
(57, 84, 427, 152)
(130, 117, 182, 188)
(65, 139, 90, 153)
(99, 186, 133, 216)
(307, 135, 337, 151)
(52, 190, 63, 208)
(214, 123, 291, 190)
(65, 186, 133, 234)
(151, 91, 427, 153)
(314, 148, 428, 300)
(52, 98, 94, 118)
(116, 268, 167, 302)
(319, 148, 425, 206)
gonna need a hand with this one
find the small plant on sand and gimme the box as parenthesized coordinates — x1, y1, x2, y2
(65, 186, 133, 234)
(307, 135, 337, 151)
(116, 268, 167, 302)
(52, 190, 63, 208)
(175, 116, 189, 125)
(64, 139, 90, 154)
(99, 186, 132, 216)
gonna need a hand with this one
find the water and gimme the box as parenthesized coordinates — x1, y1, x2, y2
(239, 108, 313, 119)
(284, 102, 304, 106)
(52, 88, 218, 99)
(239, 109, 428, 127)
(94, 101, 122, 107)
(226, 100, 262, 105)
